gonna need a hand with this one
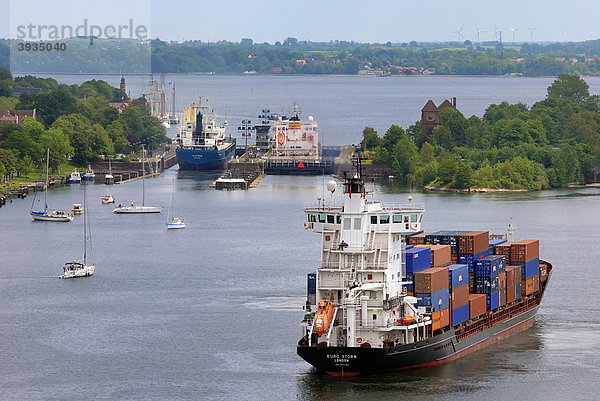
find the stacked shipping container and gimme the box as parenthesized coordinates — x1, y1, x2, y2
(405, 231, 543, 331)
(512, 240, 540, 296)
(448, 264, 470, 326)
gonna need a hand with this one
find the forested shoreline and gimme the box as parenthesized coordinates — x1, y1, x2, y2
(361, 75, 599, 190)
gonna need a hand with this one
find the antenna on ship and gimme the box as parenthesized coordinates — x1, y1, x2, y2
(508, 218, 516, 242)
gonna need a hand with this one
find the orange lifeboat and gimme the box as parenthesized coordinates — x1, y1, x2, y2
(397, 316, 415, 325)
(313, 299, 335, 337)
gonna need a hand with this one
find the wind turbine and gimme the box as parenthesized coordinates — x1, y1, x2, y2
(509, 27, 519, 43)
(528, 27, 536, 42)
(453, 25, 464, 42)
(475, 25, 486, 44)
(494, 25, 503, 43)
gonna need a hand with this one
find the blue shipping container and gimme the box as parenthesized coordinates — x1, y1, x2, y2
(476, 276, 499, 294)
(416, 288, 450, 313)
(475, 255, 506, 276)
(307, 272, 316, 294)
(452, 303, 470, 326)
(486, 292, 500, 310)
(405, 247, 432, 273)
(518, 258, 540, 280)
(448, 264, 469, 288)
(459, 249, 491, 273)
(488, 238, 507, 255)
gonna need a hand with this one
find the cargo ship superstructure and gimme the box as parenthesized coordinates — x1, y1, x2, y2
(271, 105, 318, 158)
(297, 155, 552, 376)
(176, 98, 235, 170)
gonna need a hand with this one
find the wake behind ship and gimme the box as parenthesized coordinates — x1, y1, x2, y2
(297, 153, 552, 376)
(176, 98, 235, 170)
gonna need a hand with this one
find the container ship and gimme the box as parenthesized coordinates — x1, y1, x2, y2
(176, 98, 235, 170)
(297, 155, 552, 376)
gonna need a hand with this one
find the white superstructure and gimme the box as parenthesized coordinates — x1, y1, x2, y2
(271, 106, 318, 158)
(301, 157, 432, 349)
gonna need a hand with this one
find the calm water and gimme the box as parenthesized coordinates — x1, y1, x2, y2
(2, 76, 600, 400)
(31, 73, 600, 145)
(1, 171, 600, 400)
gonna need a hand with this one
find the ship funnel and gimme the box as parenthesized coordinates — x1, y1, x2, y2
(195, 112, 203, 135)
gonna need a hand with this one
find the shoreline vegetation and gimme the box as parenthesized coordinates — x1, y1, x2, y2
(360, 74, 600, 191)
(5, 37, 600, 76)
(0, 67, 168, 197)
(2, 68, 600, 194)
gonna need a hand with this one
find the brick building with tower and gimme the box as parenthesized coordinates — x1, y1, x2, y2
(421, 97, 457, 144)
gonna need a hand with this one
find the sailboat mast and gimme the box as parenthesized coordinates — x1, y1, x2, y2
(83, 181, 87, 264)
(142, 145, 146, 206)
(44, 148, 49, 211)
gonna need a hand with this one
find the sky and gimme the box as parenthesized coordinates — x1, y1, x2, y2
(2, 0, 600, 44)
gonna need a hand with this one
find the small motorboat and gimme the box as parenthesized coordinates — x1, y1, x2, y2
(101, 194, 115, 204)
(83, 165, 95, 181)
(72, 203, 83, 214)
(68, 170, 81, 184)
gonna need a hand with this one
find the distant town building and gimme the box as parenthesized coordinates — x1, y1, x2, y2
(0, 109, 36, 124)
(108, 102, 129, 113)
(271, 67, 283, 73)
(421, 98, 456, 144)
(12, 86, 43, 98)
(241, 38, 253, 46)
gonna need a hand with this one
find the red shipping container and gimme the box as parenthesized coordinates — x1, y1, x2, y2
(468, 294, 487, 319)
(415, 267, 449, 293)
(495, 243, 513, 265)
(499, 287, 506, 307)
(440, 308, 450, 329)
(408, 232, 428, 246)
(506, 266, 514, 288)
(458, 231, 489, 254)
(507, 284, 516, 303)
(532, 274, 540, 293)
(498, 271, 506, 290)
(416, 245, 452, 267)
(511, 240, 540, 263)
(451, 254, 458, 264)
(468, 272, 475, 293)
(451, 284, 470, 309)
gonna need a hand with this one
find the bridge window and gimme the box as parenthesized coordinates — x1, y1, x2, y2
(327, 215, 335, 224)
(343, 218, 351, 230)
(336, 215, 342, 224)
(393, 215, 403, 223)
(354, 218, 362, 230)
(410, 214, 417, 223)
(380, 215, 390, 224)
(319, 214, 326, 223)
(371, 216, 377, 224)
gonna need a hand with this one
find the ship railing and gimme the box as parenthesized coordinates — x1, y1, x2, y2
(303, 203, 342, 211)
(357, 320, 388, 329)
(381, 202, 425, 211)
(318, 262, 387, 270)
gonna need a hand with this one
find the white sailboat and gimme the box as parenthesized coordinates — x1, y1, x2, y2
(61, 183, 95, 278)
(30, 148, 73, 222)
(101, 159, 115, 203)
(166, 178, 185, 229)
(113, 145, 162, 214)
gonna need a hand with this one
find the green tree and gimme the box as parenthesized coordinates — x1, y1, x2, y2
(547, 74, 590, 104)
(454, 162, 473, 189)
(360, 127, 381, 150)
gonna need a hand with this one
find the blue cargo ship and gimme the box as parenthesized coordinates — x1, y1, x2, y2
(176, 97, 236, 170)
